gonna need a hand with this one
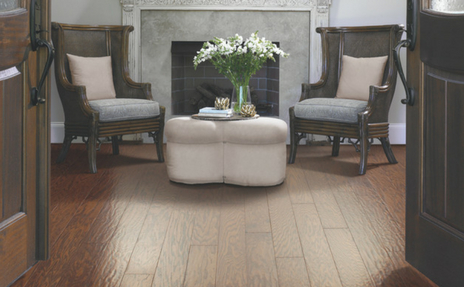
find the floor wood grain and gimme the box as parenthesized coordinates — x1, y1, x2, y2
(275, 257, 311, 287)
(245, 187, 271, 233)
(215, 186, 247, 287)
(246, 232, 279, 287)
(293, 203, 343, 287)
(325, 228, 374, 287)
(267, 184, 304, 258)
(10, 144, 438, 287)
(120, 274, 154, 287)
(183, 245, 217, 287)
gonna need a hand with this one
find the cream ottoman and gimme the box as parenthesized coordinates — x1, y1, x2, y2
(165, 117, 287, 186)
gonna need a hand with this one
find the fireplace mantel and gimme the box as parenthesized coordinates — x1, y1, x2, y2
(120, 0, 330, 83)
(120, 0, 330, 138)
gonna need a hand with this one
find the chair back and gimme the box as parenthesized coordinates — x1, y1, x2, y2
(316, 25, 403, 122)
(51, 23, 135, 100)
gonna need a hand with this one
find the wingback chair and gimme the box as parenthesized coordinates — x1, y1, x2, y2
(288, 25, 404, 174)
(52, 23, 165, 173)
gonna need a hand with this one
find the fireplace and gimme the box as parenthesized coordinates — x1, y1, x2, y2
(121, 0, 331, 140)
(171, 41, 280, 116)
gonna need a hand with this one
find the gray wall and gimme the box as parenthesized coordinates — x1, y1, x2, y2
(50, 0, 407, 143)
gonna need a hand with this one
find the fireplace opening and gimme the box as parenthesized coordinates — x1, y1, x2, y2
(171, 41, 279, 116)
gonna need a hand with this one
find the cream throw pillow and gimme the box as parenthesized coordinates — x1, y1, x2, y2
(335, 55, 388, 101)
(67, 54, 117, 100)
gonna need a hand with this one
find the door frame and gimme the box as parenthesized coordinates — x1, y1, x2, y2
(34, 0, 51, 261)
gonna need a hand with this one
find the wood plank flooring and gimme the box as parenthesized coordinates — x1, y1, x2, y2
(11, 143, 438, 287)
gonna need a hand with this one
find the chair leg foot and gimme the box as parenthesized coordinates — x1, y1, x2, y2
(150, 131, 165, 162)
(332, 136, 340, 157)
(380, 137, 397, 164)
(359, 136, 368, 175)
(56, 135, 74, 163)
(289, 132, 306, 164)
(288, 133, 298, 164)
(156, 139, 165, 163)
(88, 134, 97, 174)
(111, 136, 119, 155)
(358, 115, 369, 175)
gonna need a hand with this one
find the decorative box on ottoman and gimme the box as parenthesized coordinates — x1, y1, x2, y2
(165, 117, 287, 186)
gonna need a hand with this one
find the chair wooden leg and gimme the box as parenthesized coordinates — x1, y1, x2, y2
(332, 136, 340, 157)
(289, 132, 302, 164)
(56, 135, 74, 163)
(88, 134, 97, 174)
(288, 107, 300, 164)
(380, 137, 398, 164)
(358, 114, 368, 175)
(359, 136, 368, 175)
(149, 131, 165, 163)
(155, 131, 165, 162)
(111, 136, 119, 155)
(156, 107, 165, 162)
(288, 131, 297, 164)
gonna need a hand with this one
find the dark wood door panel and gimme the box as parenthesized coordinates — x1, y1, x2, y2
(423, 69, 464, 235)
(424, 74, 445, 220)
(0, 8, 29, 71)
(420, 11, 464, 72)
(410, 215, 464, 287)
(1, 74, 23, 221)
(446, 81, 464, 233)
(0, 213, 28, 286)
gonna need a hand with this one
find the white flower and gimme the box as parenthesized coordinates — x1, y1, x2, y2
(193, 31, 289, 78)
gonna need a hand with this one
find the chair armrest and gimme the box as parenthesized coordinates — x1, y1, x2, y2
(55, 74, 99, 123)
(120, 72, 153, 101)
(362, 83, 395, 123)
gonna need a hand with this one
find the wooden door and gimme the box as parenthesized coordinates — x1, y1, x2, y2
(406, 0, 464, 286)
(0, 0, 50, 286)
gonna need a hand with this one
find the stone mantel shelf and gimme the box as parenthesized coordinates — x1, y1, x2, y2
(120, 0, 331, 83)
(121, 0, 331, 9)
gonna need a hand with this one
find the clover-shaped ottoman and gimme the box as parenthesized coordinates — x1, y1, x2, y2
(165, 117, 287, 186)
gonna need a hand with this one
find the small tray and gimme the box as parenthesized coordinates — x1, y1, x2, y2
(191, 114, 260, 121)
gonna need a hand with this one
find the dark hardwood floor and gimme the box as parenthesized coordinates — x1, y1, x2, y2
(11, 143, 437, 287)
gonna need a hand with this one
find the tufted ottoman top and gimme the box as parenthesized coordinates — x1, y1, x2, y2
(165, 117, 287, 145)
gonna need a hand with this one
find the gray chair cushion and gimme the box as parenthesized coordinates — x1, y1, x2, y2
(294, 98, 367, 124)
(89, 98, 160, 122)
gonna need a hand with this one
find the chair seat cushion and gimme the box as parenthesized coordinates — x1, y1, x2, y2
(294, 98, 367, 124)
(89, 98, 160, 122)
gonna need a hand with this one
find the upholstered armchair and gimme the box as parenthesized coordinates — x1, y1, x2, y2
(288, 25, 404, 174)
(52, 23, 165, 173)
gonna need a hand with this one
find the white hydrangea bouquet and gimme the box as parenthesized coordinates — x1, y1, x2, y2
(193, 31, 289, 113)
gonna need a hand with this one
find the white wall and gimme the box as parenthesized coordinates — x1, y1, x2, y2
(50, 0, 407, 143)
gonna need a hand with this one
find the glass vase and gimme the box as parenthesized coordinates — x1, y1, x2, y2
(231, 84, 251, 114)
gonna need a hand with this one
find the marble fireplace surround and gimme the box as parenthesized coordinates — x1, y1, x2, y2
(121, 0, 331, 129)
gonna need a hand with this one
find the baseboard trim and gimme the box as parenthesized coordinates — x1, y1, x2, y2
(51, 122, 66, 143)
(51, 122, 406, 144)
(388, 123, 406, 145)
